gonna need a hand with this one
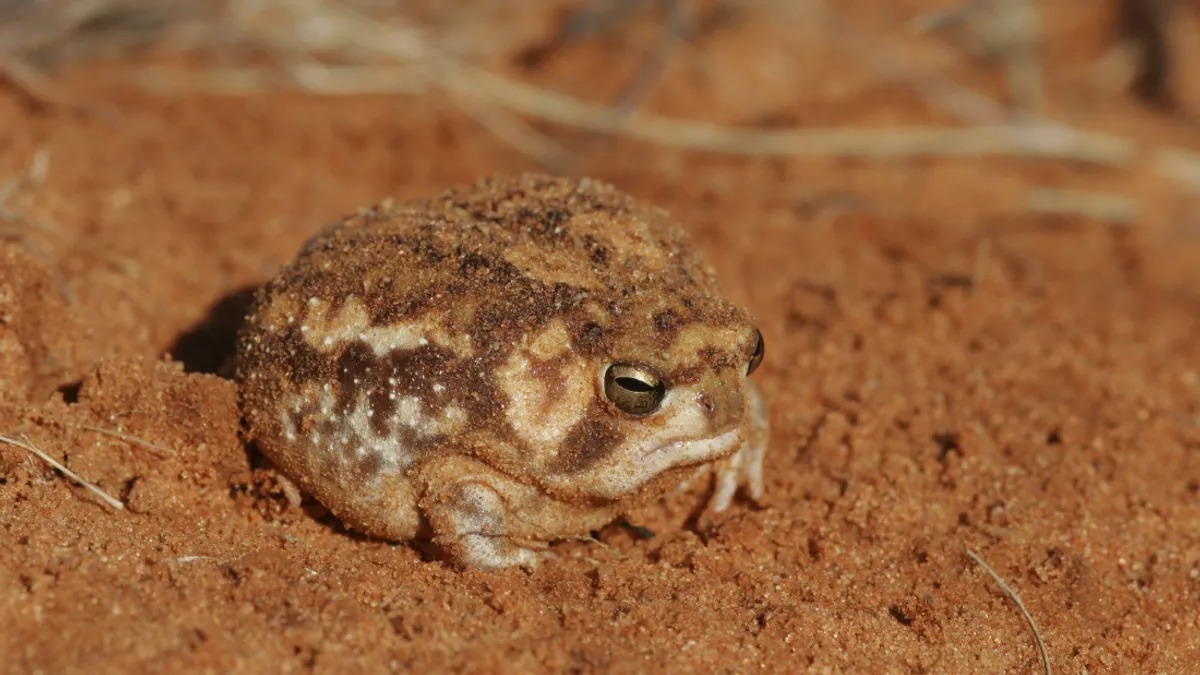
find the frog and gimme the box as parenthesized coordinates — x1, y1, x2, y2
(236, 173, 768, 569)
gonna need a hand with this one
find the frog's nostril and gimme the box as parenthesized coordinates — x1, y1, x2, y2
(698, 393, 717, 415)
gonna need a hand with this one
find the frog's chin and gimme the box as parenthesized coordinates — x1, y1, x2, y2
(638, 426, 743, 473)
(555, 428, 744, 501)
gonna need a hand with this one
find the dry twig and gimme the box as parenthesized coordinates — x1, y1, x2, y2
(1025, 188, 1139, 224)
(0, 433, 124, 510)
(75, 424, 176, 457)
(911, 0, 1045, 111)
(966, 548, 1051, 675)
(136, 62, 1137, 167)
(0, 148, 54, 233)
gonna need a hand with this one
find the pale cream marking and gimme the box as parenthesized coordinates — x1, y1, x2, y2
(501, 242, 604, 291)
(280, 387, 407, 476)
(282, 408, 297, 442)
(567, 212, 671, 271)
(388, 395, 467, 439)
(301, 297, 423, 356)
(300, 296, 474, 357)
(664, 322, 749, 365)
(633, 388, 713, 462)
(527, 319, 572, 361)
(340, 389, 405, 473)
(497, 350, 591, 449)
(394, 395, 423, 429)
(643, 427, 742, 475)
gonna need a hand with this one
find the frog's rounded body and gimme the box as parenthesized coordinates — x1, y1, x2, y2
(237, 174, 767, 568)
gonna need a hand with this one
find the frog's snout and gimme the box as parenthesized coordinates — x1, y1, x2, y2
(695, 384, 745, 431)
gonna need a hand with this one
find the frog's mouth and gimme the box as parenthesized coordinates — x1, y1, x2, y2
(639, 427, 743, 469)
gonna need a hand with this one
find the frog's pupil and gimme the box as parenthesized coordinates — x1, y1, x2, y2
(617, 376, 655, 392)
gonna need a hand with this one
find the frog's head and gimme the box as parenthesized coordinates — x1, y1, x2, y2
(490, 278, 764, 502)
(457, 172, 765, 501)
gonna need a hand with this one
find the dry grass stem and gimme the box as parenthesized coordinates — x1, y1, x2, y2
(0, 148, 51, 209)
(815, 0, 1010, 124)
(448, 68, 1135, 165)
(992, 0, 1046, 112)
(124, 0, 1200, 184)
(0, 433, 125, 510)
(76, 425, 176, 457)
(966, 548, 1051, 675)
(1025, 188, 1139, 224)
(0, 148, 58, 246)
(139, 62, 1136, 166)
(911, 0, 1045, 112)
(13, 1, 1200, 199)
(448, 85, 571, 169)
(611, 0, 688, 115)
(1155, 148, 1200, 192)
(135, 63, 427, 96)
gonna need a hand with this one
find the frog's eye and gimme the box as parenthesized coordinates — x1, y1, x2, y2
(604, 364, 666, 416)
(747, 328, 765, 375)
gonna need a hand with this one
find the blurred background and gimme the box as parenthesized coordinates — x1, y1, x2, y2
(1, 0, 1198, 357)
(3, 1, 1198, 195)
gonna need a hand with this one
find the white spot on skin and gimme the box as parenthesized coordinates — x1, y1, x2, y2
(282, 410, 298, 442)
(394, 396, 423, 429)
(441, 404, 467, 431)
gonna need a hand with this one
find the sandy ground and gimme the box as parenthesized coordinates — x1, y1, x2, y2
(1, 2, 1199, 672)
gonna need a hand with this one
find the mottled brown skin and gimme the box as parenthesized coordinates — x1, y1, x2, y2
(237, 174, 768, 569)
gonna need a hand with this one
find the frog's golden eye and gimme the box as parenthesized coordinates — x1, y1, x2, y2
(747, 328, 765, 375)
(604, 364, 666, 416)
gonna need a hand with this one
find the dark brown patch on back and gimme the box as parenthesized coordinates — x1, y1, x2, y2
(655, 309, 680, 332)
(574, 321, 606, 355)
(329, 340, 503, 441)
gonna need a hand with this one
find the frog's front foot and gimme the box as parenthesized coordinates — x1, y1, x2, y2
(708, 381, 768, 513)
(422, 479, 543, 570)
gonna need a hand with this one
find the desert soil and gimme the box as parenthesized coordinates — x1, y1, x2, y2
(2, 2, 1199, 673)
